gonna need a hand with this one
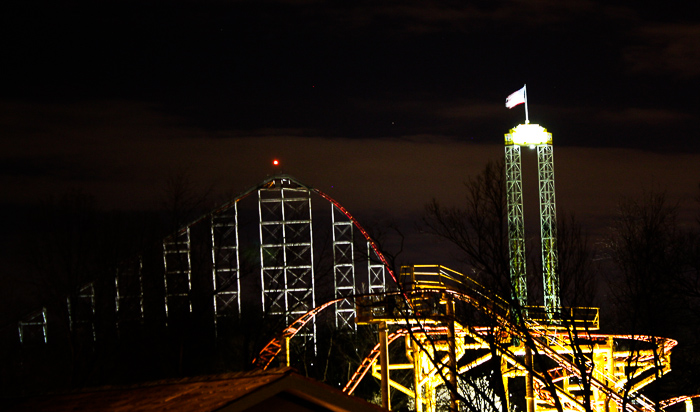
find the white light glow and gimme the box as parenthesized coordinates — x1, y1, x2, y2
(507, 123, 552, 146)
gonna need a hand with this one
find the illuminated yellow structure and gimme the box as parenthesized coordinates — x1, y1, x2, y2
(254, 265, 683, 412)
(255, 265, 694, 412)
(251, 119, 696, 412)
(345, 265, 678, 412)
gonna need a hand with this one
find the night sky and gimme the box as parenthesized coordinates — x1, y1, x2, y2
(3, 2, 700, 399)
(2, 1, 700, 253)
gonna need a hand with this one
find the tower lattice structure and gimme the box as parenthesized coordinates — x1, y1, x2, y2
(505, 123, 560, 320)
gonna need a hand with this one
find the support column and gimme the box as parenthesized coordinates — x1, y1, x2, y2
(446, 294, 458, 412)
(332, 204, 356, 329)
(504, 142, 528, 317)
(501, 357, 511, 412)
(379, 322, 391, 410)
(285, 336, 291, 367)
(412, 339, 423, 412)
(525, 346, 535, 412)
(259, 179, 317, 345)
(537, 144, 560, 320)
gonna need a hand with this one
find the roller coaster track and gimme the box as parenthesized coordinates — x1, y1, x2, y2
(338, 287, 674, 412)
(239, 178, 680, 411)
(313, 188, 397, 286)
(253, 298, 343, 369)
(254, 267, 677, 412)
(342, 328, 409, 395)
(342, 326, 452, 395)
(446, 289, 670, 412)
(660, 395, 700, 410)
(166, 174, 399, 286)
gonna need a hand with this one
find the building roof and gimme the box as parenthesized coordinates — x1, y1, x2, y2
(3, 368, 387, 412)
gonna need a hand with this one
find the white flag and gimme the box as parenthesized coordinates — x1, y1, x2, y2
(506, 86, 526, 109)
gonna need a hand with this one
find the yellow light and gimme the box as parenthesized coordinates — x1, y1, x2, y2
(506, 123, 552, 146)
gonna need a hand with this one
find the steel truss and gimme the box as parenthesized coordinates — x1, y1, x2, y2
(537, 144, 560, 314)
(115, 257, 144, 334)
(18, 307, 48, 344)
(505, 124, 560, 320)
(12, 175, 390, 351)
(333, 204, 356, 329)
(163, 228, 192, 324)
(368, 241, 387, 295)
(504, 143, 527, 312)
(258, 178, 316, 342)
(67, 282, 96, 343)
(211, 202, 241, 335)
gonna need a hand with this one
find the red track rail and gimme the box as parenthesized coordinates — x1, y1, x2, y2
(343, 325, 451, 395)
(312, 188, 398, 286)
(253, 298, 343, 370)
(342, 329, 407, 395)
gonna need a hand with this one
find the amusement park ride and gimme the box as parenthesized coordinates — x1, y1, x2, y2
(10, 90, 697, 411)
(253, 121, 697, 412)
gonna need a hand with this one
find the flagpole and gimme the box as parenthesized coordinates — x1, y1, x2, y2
(524, 84, 529, 124)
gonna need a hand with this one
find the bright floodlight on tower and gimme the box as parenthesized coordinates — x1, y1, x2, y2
(507, 123, 552, 146)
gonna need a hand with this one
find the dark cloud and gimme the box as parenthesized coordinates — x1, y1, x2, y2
(1, 1, 698, 224)
(624, 23, 700, 77)
(597, 107, 692, 124)
(2, 98, 697, 228)
(0, 156, 98, 181)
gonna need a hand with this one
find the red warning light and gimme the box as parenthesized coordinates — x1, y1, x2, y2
(272, 159, 280, 166)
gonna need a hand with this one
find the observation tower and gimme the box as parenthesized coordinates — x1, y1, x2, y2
(505, 122, 559, 320)
(504, 84, 559, 320)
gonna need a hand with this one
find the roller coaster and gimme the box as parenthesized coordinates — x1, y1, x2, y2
(253, 123, 697, 412)
(11, 174, 391, 348)
(7, 122, 698, 411)
(254, 264, 682, 412)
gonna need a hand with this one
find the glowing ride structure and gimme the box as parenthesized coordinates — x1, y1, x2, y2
(504, 84, 559, 319)
(10, 89, 696, 411)
(14, 174, 391, 348)
(505, 122, 559, 320)
(256, 264, 681, 412)
(254, 104, 696, 411)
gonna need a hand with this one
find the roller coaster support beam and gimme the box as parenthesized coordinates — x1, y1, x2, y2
(526, 345, 535, 412)
(504, 140, 528, 315)
(379, 321, 391, 410)
(284, 336, 291, 367)
(537, 143, 560, 319)
(446, 293, 458, 412)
